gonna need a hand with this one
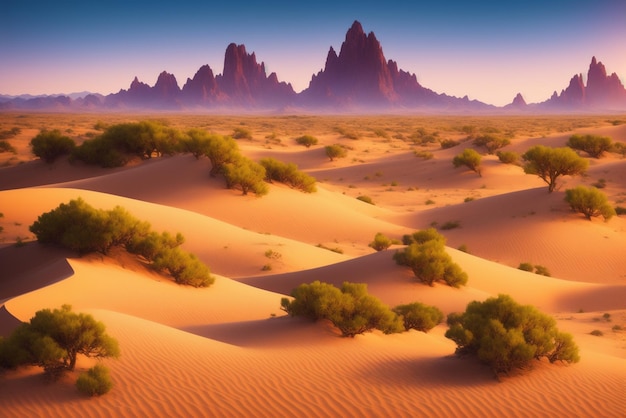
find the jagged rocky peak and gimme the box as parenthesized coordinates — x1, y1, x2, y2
(511, 93, 527, 107)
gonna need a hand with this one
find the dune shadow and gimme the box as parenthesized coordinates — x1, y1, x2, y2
(353, 353, 497, 389)
(555, 284, 626, 312)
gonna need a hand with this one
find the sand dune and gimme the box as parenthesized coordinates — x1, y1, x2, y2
(1, 116, 625, 417)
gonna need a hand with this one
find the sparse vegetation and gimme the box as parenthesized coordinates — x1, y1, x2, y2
(0, 305, 119, 378)
(76, 364, 114, 396)
(497, 150, 519, 164)
(518, 262, 551, 276)
(0, 139, 16, 154)
(564, 186, 615, 221)
(522, 146, 588, 193)
(590, 329, 603, 337)
(567, 134, 612, 158)
(439, 220, 461, 230)
(440, 139, 460, 149)
(295, 135, 318, 148)
(280, 281, 403, 337)
(232, 127, 253, 140)
(369, 232, 399, 251)
(356, 195, 374, 205)
(393, 302, 443, 332)
(325, 144, 347, 161)
(259, 157, 317, 193)
(473, 134, 510, 154)
(453, 148, 482, 176)
(445, 294, 580, 375)
(29, 198, 214, 287)
(414, 150, 434, 160)
(393, 228, 468, 287)
(30, 129, 76, 163)
(223, 157, 269, 196)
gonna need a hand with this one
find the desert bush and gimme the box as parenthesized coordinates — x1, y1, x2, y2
(497, 151, 519, 164)
(393, 302, 443, 332)
(0, 127, 21, 139)
(445, 294, 580, 375)
(76, 364, 113, 396)
(565, 186, 615, 221)
(223, 157, 268, 196)
(518, 262, 534, 272)
(522, 146, 588, 193)
(259, 157, 317, 193)
(611, 142, 626, 157)
(473, 134, 510, 154)
(232, 127, 253, 140)
(440, 139, 460, 149)
(393, 228, 467, 288)
(295, 135, 318, 148)
(590, 330, 603, 337)
(356, 195, 374, 205)
(203, 134, 240, 177)
(0, 305, 119, 376)
(182, 128, 212, 159)
(0, 139, 16, 153)
(439, 220, 461, 230)
(369, 232, 393, 251)
(414, 150, 434, 160)
(30, 198, 214, 287)
(453, 148, 482, 176)
(30, 129, 76, 163)
(325, 144, 347, 161)
(534, 265, 551, 277)
(615, 206, 626, 215)
(334, 126, 359, 140)
(567, 134, 612, 158)
(281, 281, 403, 337)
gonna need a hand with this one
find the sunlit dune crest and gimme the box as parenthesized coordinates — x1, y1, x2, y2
(1, 114, 625, 417)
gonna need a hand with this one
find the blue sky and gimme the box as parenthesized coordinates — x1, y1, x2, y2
(2, 0, 625, 106)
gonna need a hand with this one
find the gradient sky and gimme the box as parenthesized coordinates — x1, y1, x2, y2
(2, 0, 625, 106)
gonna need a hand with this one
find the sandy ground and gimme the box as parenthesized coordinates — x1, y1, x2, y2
(1, 115, 625, 417)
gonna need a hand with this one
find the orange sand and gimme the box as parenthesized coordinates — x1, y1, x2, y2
(1, 118, 625, 417)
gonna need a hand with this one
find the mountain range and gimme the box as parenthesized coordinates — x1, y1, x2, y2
(2, 21, 625, 113)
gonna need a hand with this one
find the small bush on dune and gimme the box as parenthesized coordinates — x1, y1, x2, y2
(356, 195, 374, 205)
(522, 146, 588, 193)
(232, 127, 253, 140)
(295, 135, 318, 148)
(259, 157, 317, 193)
(325, 144, 347, 161)
(30, 129, 76, 163)
(0, 139, 17, 154)
(29, 198, 214, 287)
(567, 134, 612, 158)
(393, 302, 443, 332)
(473, 134, 510, 154)
(369, 232, 395, 251)
(76, 364, 113, 396)
(281, 281, 404, 337)
(394, 228, 467, 288)
(453, 148, 482, 176)
(440, 139, 460, 149)
(497, 151, 519, 165)
(445, 294, 580, 375)
(565, 186, 615, 221)
(518, 262, 534, 272)
(223, 157, 269, 196)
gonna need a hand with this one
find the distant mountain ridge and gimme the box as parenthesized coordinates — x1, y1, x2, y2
(1, 21, 625, 113)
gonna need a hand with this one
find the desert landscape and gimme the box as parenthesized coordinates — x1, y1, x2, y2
(0, 112, 625, 417)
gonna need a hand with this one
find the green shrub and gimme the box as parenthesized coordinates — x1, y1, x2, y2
(0, 127, 21, 140)
(259, 157, 317, 193)
(497, 151, 519, 164)
(590, 329, 603, 337)
(522, 146, 588, 193)
(76, 364, 113, 396)
(295, 135, 318, 148)
(414, 150, 434, 160)
(281, 281, 403, 337)
(369, 232, 393, 251)
(223, 157, 269, 196)
(440, 139, 460, 149)
(0, 139, 16, 153)
(453, 148, 482, 176)
(565, 186, 615, 221)
(534, 265, 551, 277)
(30, 129, 76, 163)
(394, 228, 467, 288)
(445, 294, 580, 375)
(356, 195, 374, 205)
(0, 305, 119, 376)
(567, 134, 612, 158)
(30, 198, 214, 287)
(325, 144, 347, 161)
(393, 302, 443, 332)
(473, 134, 510, 154)
(518, 262, 534, 272)
(232, 127, 253, 140)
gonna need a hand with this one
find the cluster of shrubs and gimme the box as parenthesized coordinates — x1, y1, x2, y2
(445, 294, 579, 375)
(452, 148, 482, 176)
(280, 281, 442, 337)
(518, 262, 551, 276)
(0, 127, 20, 154)
(0, 305, 119, 396)
(394, 228, 468, 288)
(473, 134, 510, 154)
(567, 134, 612, 158)
(29, 198, 214, 287)
(259, 158, 317, 193)
(29, 123, 317, 197)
